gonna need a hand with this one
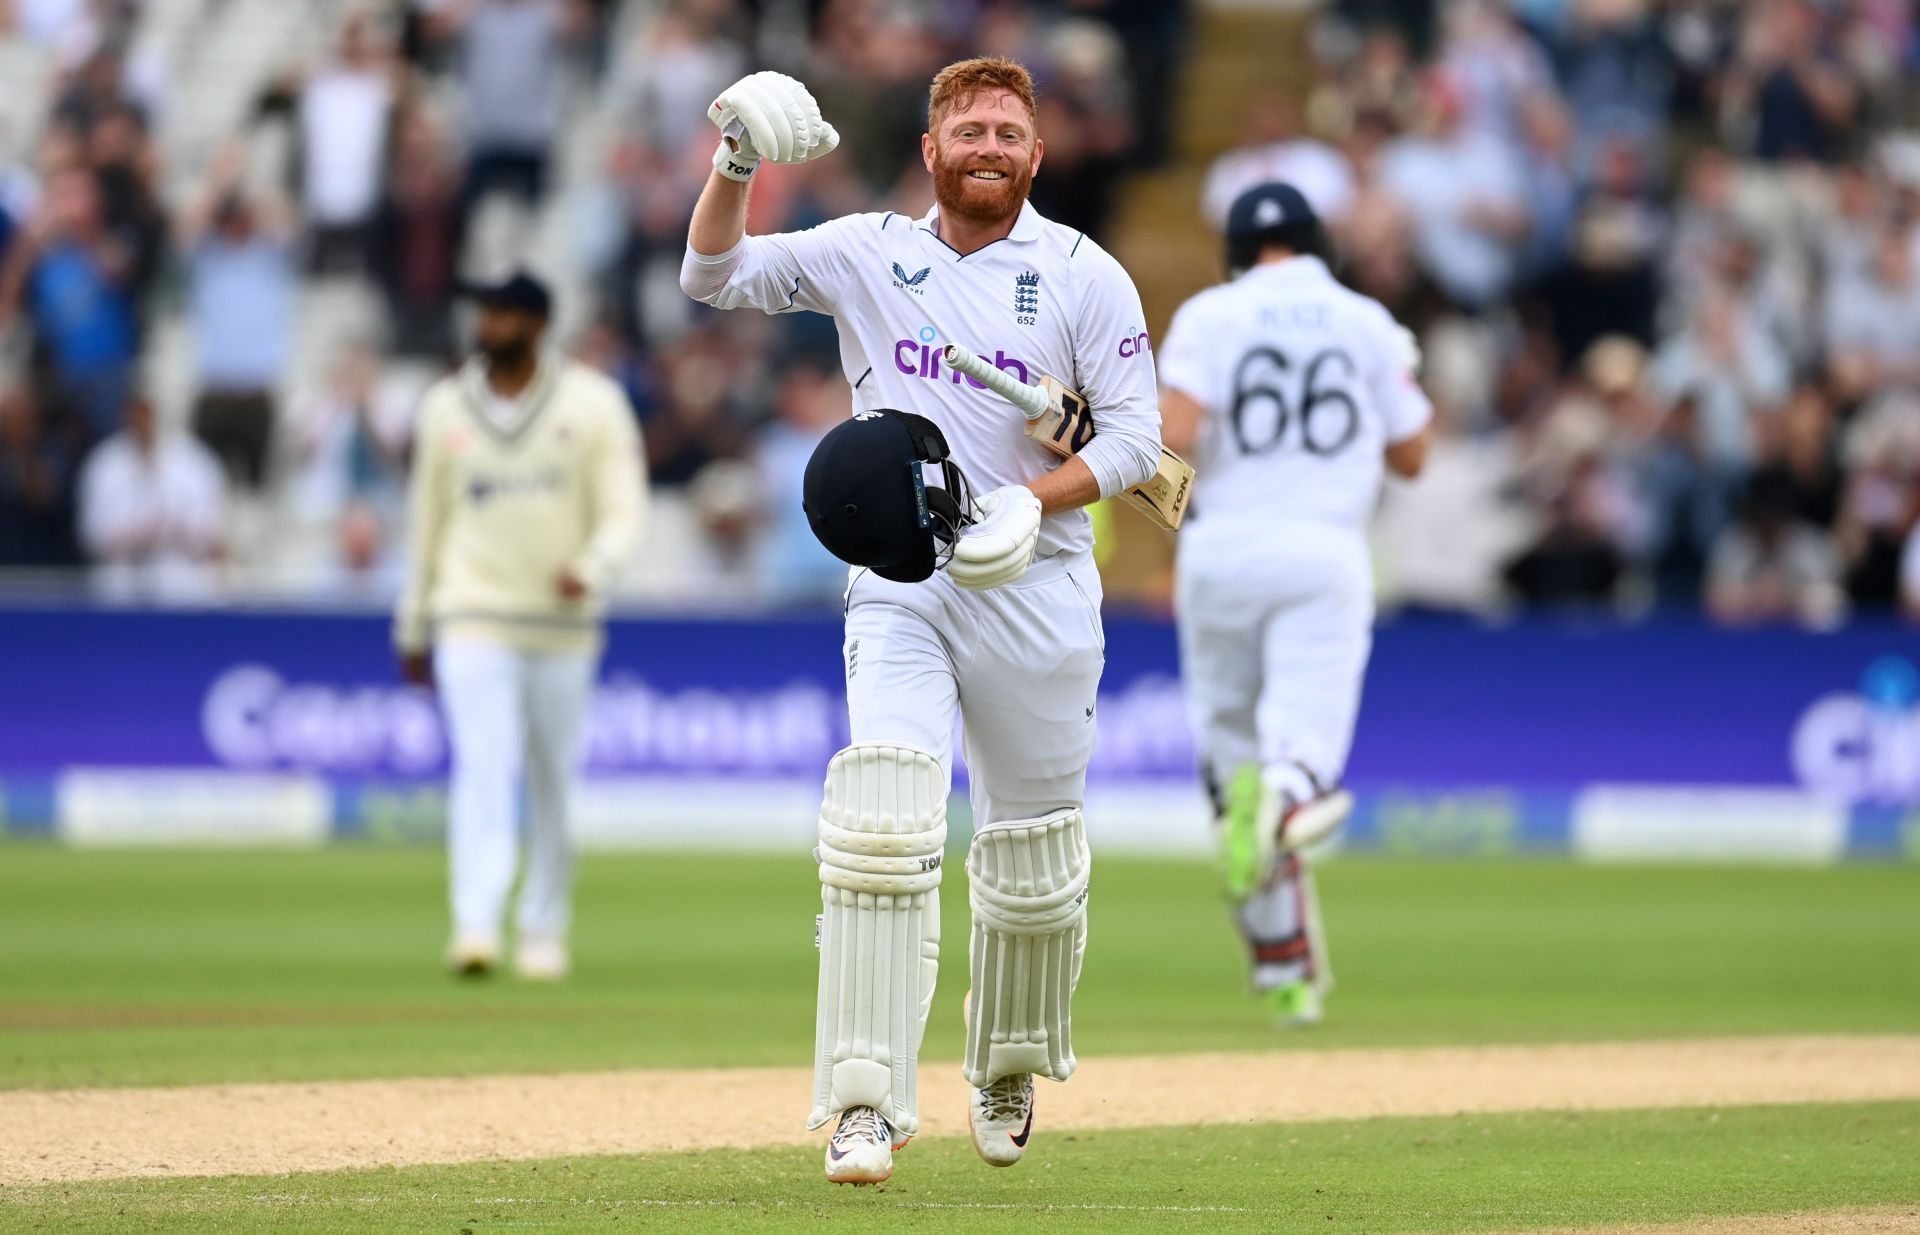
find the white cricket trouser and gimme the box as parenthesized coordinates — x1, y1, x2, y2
(1176, 520, 1371, 992)
(435, 637, 598, 943)
(1175, 519, 1374, 795)
(843, 551, 1105, 828)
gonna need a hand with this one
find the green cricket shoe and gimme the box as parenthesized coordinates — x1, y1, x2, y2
(1221, 762, 1268, 901)
(1267, 980, 1324, 1028)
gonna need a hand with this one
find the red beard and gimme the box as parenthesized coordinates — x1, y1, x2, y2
(932, 148, 1034, 227)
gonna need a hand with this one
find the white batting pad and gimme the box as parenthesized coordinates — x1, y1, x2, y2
(808, 743, 946, 1135)
(963, 808, 1090, 1087)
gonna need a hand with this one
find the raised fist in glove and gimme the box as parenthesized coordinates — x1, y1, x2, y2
(709, 71, 840, 182)
(947, 485, 1042, 592)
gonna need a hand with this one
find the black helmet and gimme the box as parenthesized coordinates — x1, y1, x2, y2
(803, 410, 974, 583)
(1224, 181, 1330, 277)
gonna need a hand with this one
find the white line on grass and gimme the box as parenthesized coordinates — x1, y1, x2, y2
(467, 1197, 1256, 1214)
(235, 1194, 1252, 1215)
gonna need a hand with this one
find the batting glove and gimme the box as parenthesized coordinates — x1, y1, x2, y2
(947, 485, 1042, 591)
(709, 71, 840, 182)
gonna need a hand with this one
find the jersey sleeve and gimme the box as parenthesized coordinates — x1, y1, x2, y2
(1068, 239, 1163, 497)
(680, 214, 866, 316)
(1363, 304, 1434, 445)
(1156, 294, 1217, 409)
(570, 378, 648, 595)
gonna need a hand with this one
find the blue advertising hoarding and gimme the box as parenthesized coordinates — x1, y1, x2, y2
(0, 604, 1915, 857)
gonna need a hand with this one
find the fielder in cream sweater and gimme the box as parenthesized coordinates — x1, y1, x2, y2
(395, 271, 646, 979)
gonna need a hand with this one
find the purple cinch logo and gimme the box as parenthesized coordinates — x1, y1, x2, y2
(894, 335, 1031, 390)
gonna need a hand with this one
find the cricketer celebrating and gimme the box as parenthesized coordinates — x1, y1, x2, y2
(1160, 183, 1430, 1026)
(680, 59, 1162, 1184)
(395, 271, 646, 982)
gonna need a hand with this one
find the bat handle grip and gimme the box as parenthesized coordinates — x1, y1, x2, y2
(943, 343, 1048, 422)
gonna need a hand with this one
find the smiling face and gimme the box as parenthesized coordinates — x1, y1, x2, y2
(923, 87, 1043, 228)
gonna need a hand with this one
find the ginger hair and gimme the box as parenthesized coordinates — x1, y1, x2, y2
(926, 56, 1038, 136)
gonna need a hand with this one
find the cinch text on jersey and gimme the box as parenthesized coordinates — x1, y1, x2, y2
(894, 339, 1032, 388)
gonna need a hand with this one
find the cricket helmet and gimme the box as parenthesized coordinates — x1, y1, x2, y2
(803, 409, 974, 583)
(1224, 181, 1331, 277)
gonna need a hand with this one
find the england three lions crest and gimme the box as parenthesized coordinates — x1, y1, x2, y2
(1014, 270, 1040, 323)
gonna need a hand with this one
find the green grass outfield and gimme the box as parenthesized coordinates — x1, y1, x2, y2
(1, 847, 1917, 1089)
(3, 1103, 1916, 1233)
(2, 847, 1918, 1234)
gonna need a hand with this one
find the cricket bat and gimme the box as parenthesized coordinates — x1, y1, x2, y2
(943, 343, 1193, 531)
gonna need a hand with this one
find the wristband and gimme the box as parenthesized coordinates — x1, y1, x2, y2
(713, 138, 758, 182)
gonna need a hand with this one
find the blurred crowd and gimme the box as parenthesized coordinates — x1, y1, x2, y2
(0, 0, 1175, 604)
(0, 0, 1917, 625)
(1205, 0, 1920, 624)
(568, 0, 1174, 604)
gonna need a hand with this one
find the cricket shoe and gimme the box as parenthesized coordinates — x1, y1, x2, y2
(446, 932, 501, 977)
(968, 1073, 1035, 1167)
(1267, 980, 1324, 1028)
(824, 1106, 898, 1185)
(1276, 784, 1353, 854)
(1221, 764, 1352, 901)
(513, 933, 569, 981)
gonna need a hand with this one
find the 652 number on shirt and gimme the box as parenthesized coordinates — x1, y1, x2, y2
(1229, 346, 1359, 458)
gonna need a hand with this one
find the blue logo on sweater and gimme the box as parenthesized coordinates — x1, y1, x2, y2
(890, 262, 931, 296)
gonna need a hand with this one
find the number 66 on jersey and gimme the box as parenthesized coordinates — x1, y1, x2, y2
(943, 342, 1195, 530)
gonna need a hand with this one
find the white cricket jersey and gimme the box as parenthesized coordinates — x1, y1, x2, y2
(394, 357, 647, 655)
(682, 200, 1162, 561)
(1158, 256, 1431, 532)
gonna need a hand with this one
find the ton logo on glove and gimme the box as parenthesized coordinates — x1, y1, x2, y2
(707, 70, 841, 182)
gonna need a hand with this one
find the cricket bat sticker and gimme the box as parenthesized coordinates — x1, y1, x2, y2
(943, 343, 1193, 530)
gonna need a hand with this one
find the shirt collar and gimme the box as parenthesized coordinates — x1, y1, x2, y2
(460, 352, 558, 435)
(916, 199, 1045, 247)
(1243, 255, 1332, 282)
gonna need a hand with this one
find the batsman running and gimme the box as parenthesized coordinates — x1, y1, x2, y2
(1161, 183, 1431, 1026)
(680, 58, 1163, 1184)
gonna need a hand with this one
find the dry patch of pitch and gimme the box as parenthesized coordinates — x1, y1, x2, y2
(2, 1035, 1917, 1185)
